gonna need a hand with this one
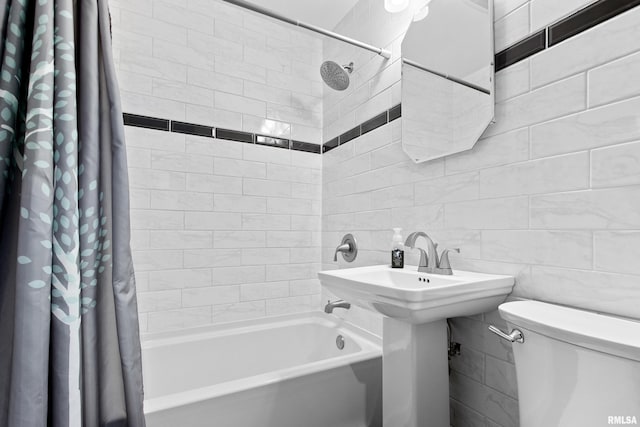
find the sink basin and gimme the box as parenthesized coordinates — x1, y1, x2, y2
(319, 264, 514, 426)
(318, 264, 514, 324)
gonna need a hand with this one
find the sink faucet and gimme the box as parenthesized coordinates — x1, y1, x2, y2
(404, 231, 460, 275)
(324, 299, 351, 313)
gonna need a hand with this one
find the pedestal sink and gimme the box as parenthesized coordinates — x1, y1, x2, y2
(318, 265, 514, 427)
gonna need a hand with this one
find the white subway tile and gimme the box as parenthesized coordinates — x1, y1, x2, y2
(130, 210, 183, 230)
(213, 230, 266, 248)
(186, 174, 243, 195)
(267, 231, 312, 248)
(150, 190, 213, 211)
(183, 285, 240, 307)
(289, 279, 321, 296)
(121, 91, 186, 121)
(124, 127, 185, 152)
(187, 67, 243, 95)
(591, 140, 640, 188)
(214, 158, 266, 179)
(120, 10, 187, 44)
(148, 231, 212, 249)
(189, 30, 243, 62)
(242, 214, 290, 231)
(133, 250, 183, 271)
(494, 0, 529, 21)
(523, 266, 640, 320)
(494, 3, 530, 52)
(213, 194, 267, 213)
(214, 19, 266, 49)
(445, 197, 529, 230)
(479, 152, 589, 198)
(243, 143, 291, 166)
(265, 295, 317, 316)
(212, 265, 265, 285)
(147, 307, 211, 332)
(530, 7, 640, 88)
(184, 212, 241, 230)
(129, 168, 186, 191)
(371, 184, 414, 209)
(185, 105, 243, 130)
(415, 172, 479, 205)
(184, 249, 242, 269)
(495, 59, 530, 102)
(240, 281, 289, 301)
(530, 96, 640, 159)
(152, 78, 214, 108)
(151, 151, 213, 174)
(212, 301, 266, 323)
(482, 230, 592, 269)
(530, 187, 640, 229)
(289, 247, 321, 264)
(266, 263, 318, 282)
(215, 56, 267, 84)
(137, 290, 181, 313)
(148, 268, 212, 290)
(445, 128, 529, 174)
(484, 73, 586, 137)
(588, 50, 640, 107)
(241, 248, 290, 265)
(153, 1, 214, 34)
(594, 231, 640, 276)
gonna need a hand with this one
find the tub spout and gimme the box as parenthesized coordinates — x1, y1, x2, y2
(324, 299, 351, 313)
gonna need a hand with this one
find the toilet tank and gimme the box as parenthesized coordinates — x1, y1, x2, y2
(498, 301, 640, 427)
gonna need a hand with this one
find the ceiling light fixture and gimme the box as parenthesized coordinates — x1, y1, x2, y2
(384, 0, 410, 13)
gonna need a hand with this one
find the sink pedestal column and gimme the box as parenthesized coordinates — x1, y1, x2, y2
(382, 317, 449, 427)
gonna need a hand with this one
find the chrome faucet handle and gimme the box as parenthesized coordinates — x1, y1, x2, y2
(438, 248, 460, 270)
(333, 233, 358, 262)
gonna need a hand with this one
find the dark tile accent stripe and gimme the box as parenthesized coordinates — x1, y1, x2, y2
(123, 113, 322, 154)
(323, 103, 401, 152)
(323, 137, 339, 153)
(388, 104, 401, 122)
(256, 135, 290, 149)
(496, 0, 640, 71)
(495, 29, 546, 71)
(549, 0, 640, 46)
(216, 128, 254, 144)
(339, 126, 361, 145)
(123, 113, 169, 131)
(171, 121, 213, 137)
(292, 140, 322, 154)
(361, 111, 388, 135)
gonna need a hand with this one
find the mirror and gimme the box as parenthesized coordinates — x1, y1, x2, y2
(401, 0, 494, 163)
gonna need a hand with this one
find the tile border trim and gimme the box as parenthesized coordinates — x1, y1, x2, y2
(495, 0, 640, 71)
(322, 104, 402, 153)
(122, 113, 322, 154)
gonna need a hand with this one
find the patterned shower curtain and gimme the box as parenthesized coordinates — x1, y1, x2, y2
(0, 0, 145, 426)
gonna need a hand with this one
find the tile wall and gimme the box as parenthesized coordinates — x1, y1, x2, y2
(322, 0, 640, 425)
(109, 0, 324, 333)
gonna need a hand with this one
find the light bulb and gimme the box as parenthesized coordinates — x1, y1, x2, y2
(384, 0, 410, 13)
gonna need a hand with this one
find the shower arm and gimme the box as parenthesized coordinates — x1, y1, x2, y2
(221, 0, 392, 59)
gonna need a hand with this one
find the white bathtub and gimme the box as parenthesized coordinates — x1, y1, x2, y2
(142, 312, 382, 427)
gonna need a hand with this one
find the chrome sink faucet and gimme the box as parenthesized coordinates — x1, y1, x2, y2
(404, 231, 460, 275)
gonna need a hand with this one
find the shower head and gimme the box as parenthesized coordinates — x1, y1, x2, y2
(320, 61, 354, 91)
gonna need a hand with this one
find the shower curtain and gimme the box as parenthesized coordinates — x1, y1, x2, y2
(0, 0, 145, 426)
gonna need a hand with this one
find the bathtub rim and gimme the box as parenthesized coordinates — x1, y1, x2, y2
(142, 311, 382, 414)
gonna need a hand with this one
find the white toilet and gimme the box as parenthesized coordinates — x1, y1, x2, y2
(493, 301, 640, 427)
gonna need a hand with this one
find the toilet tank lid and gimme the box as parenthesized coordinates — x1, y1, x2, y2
(499, 301, 640, 362)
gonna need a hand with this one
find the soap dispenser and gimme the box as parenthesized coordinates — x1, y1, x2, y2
(391, 228, 404, 268)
